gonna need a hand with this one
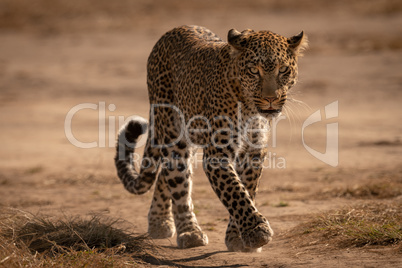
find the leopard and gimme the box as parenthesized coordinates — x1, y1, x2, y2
(114, 25, 307, 252)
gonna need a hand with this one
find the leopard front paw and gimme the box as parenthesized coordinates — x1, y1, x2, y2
(241, 223, 273, 249)
(226, 235, 262, 252)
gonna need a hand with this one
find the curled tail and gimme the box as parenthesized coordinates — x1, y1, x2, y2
(114, 117, 158, 195)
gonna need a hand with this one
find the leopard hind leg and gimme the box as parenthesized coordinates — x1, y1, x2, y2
(147, 171, 176, 239)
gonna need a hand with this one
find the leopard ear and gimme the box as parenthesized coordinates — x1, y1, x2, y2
(228, 29, 253, 50)
(288, 31, 308, 56)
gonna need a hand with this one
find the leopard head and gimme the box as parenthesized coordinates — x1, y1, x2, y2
(228, 28, 308, 117)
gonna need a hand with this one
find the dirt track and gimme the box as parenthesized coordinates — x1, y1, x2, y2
(1, 0, 402, 267)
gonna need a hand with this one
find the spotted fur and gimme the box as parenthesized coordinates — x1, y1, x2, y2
(115, 25, 307, 251)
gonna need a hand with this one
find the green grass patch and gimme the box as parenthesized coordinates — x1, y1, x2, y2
(274, 201, 289, 207)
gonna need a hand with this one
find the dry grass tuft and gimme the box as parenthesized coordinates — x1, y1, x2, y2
(0, 208, 160, 267)
(320, 181, 402, 199)
(285, 202, 402, 249)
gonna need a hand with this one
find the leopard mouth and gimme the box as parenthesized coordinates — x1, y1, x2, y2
(257, 107, 282, 115)
(253, 97, 284, 117)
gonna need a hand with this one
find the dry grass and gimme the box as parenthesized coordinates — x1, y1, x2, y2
(319, 181, 402, 199)
(285, 202, 402, 249)
(315, 168, 402, 200)
(0, 208, 160, 267)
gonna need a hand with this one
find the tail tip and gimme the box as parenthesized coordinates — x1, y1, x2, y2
(119, 116, 148, 143)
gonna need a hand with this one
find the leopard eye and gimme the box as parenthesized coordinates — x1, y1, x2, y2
(248, 67, 259, 75)
(279, 66, 289, 74)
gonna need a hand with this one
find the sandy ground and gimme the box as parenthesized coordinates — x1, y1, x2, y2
(1, 0, 402, 267)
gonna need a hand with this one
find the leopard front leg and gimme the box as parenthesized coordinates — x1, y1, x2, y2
(203, 149, 273, 251)
(225, 152, 270, 252)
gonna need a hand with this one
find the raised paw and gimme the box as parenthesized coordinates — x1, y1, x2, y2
(241, 223, 274, 249)
(148, 217, 176, 239)
(177, 231, 208, 248)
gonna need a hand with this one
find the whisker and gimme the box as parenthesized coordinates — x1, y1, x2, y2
(287, 97, 312, 113)
(283, 105, 295, 127)
(282, 106, 294, 144)
(285, 102, 304, 124)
